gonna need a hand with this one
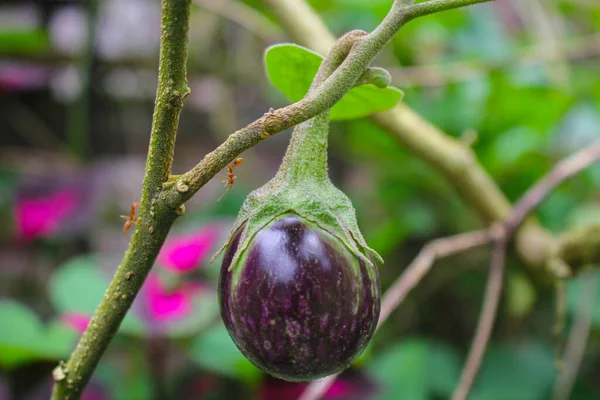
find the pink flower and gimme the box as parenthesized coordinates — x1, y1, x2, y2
(15, 188, 80, 241)
(60, 274, 208, 335)
(144, 273, 207, 322)
(81, 382, 108, 400)
(260, 370, 377, 400)
(0, 65, 47, 92)
(62, 312, 91, 334)
(156, 226, 221, 273)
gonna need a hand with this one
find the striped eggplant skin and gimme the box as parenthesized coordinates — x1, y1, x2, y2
(219, 214, 380, 381)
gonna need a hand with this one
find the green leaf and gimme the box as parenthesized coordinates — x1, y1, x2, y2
(264, 44, 403, 121)
(357, 67, 392, 89)
(0, 301, 46, 367)
(0, 301, 75, 368)
(45, 320, 79, 359)
(470, 342, 556, 400)
(0, 29, 48, 53)
(190, 324, 261, 382)
(49, 255, 144, 336)
(367, 338, 460, 400)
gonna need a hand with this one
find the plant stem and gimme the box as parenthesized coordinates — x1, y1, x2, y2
(277, 30, 366, 186)
(51, 1, 191, 398)
(66, 0, 97, 161)
(452, 231, 506, 400)
(278, 113, 330, 185)
(552, 269, 597, 400)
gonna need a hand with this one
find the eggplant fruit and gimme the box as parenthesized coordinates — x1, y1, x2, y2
(219, 214, 380, 381)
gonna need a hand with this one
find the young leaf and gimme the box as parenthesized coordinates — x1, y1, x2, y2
(0, 301, 74, 368)
(264, 43, 403, 121)
(356, 67, 393, 88)
(49, 255, 145, 336)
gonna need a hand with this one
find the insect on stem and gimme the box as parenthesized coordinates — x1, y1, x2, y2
(217, 158, 244, 202)
(120, 201, 139, 232)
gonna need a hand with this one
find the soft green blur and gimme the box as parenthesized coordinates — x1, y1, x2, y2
(0, 0, 599, 399)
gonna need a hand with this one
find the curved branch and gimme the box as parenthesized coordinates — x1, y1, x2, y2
(506, 140, 600, 233)
(453, 140, 600, 400)
(451, 230, 506, 400)
(552, 269, 597, 400)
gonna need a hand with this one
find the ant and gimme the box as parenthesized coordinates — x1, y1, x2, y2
(218, 158, 243, 202)
(120, 201, 139, 233)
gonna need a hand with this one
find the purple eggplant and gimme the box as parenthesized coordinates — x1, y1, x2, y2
(219, 214, 380, 381)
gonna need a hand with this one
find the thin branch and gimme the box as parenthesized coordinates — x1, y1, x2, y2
(451, 229, 506, 400)
(552, 269, 598, 400)
(66, 0, 97, 160)
(378, 230, 493, 324)
(452, 140, 600, 400)
(51, 0, 192, 397)
(506, 140, 600, 233)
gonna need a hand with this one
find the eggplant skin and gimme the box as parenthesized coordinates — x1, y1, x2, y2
(219, 214, 381, 381)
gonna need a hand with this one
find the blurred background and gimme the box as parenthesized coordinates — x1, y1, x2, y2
(1, 0, 600, 399)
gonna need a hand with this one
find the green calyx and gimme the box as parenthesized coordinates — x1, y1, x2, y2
(212, 110, 383, 274)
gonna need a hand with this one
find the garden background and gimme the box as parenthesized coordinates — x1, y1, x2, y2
(1, 0, 600, 399)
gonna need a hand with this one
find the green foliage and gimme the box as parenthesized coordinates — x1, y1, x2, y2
(0, 29, 48, 53)
(566, 269, 600, 329)
(49, 255, 145, 336)
(49, 255, 219, 338)
(0, 301, 74, 368)
(264, 44, 403, 120)
(368, 339, 555, 400)
(2, 0, 600, 398)
(190, 324, 261, 382)
(470, 342, 556, 400)
(367, 339, 461, 400)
